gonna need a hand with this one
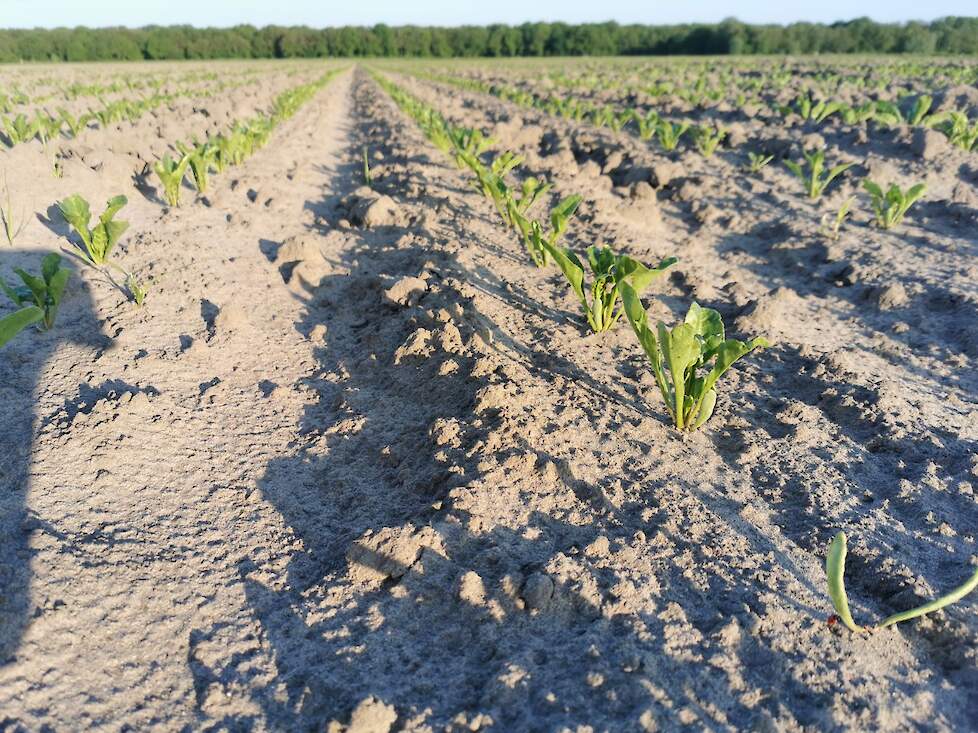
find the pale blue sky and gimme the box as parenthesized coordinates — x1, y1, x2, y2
(2, 0, 975, 28)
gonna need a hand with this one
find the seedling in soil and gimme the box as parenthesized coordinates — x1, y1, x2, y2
(126, 271, 148, 306)
(784, 149, 854, 200)
(906, 95, 946, 128)
(153, 153, 191, 207)
(178, 141, 217, 194)
(746, 152, 774, 173)
(942, 112, 978, 151)
(58, 193, 129, 266)
(0, 252, 71, 345)
(820, 196, 855, 240)
(863, 180, 925, 229)
(1, 114, 38, 146)
(656, 120, 690, 152)
(619, 285, 768, 431)
(544, 244, 676, 333)
(826, 532, 978, 633)
(631, 109, 661, 141)
(693, 125, 727, 158)
(57, 108, 93, 138)
(1, 172, 28, 246)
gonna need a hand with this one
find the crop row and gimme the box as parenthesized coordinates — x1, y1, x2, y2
(2, 67, 340, 345)
(0, 66, 269, 113)
(482, 57, 978, 112)
(0, 73, 281, 151)
(421, 69, 978, 155)
(371, 70, 978, 635)
(401, 71, 929, 237)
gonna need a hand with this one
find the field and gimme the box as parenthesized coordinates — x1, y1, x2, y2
(1, 56, 977, 731)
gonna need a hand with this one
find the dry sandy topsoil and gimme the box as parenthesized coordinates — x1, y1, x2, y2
(0, 64, 976, 732)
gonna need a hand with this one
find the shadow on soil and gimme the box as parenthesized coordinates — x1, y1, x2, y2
(0, 255, 109, 665)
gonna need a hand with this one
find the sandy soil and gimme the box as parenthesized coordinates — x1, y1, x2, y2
(1, 62, 976, 731)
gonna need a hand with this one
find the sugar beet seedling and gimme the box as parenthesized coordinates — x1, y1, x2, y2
(826, 532, 978, 633)
(619, 282, 768, 430)
(544, 244, 676, 334)
(0, 252, 71, 346)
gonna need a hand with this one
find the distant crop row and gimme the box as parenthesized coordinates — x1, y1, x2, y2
(426, 70, 978, 156)
(371, 70, 977, 636)
(0, 75, 265, 152)
(413, 71, 929, 233)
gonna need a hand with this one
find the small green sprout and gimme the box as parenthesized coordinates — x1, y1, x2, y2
(941, 111, 978, 151)
(746, 152, 774, 173)
(693, 124, 726, 158)
(526, 195, 582, 268)
(542, 243, 676, 333)
(826, 532, 978, 633)
(863, 180, 925, 229)
(126, 271, 148, 306)
(656, 120, 690, 152)
(0, 252, 71, 345)
(784, 149, 854, 200)
(58, 193, 129, 266)
(1, 114, 38, 147)
(619, 285, 768, 431)
(1, 172, 28, 246)
(178, 141, 217, 195)
(820, 196, 855, 240)
(153, 153, 191, 207)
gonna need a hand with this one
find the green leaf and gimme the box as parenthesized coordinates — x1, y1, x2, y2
(877, 566, 978, 628)
(691, 389, 717, 430)
(862, 180, 884, 200)
(0, 278, 28, 307)
(619, 280, 673, 417)
(619, 255, 677, 294)
(0, 306, 44, 347)
(543, 241, 587, 310)
(826, 532, 864, 632)
(13, 268, 46, 306)
(41, 253, 61, 283)
(47, 266, 70, 304)
(58, 194, 92, 246)
(101, 194, 128, 222)
(659, 322, 700, 428)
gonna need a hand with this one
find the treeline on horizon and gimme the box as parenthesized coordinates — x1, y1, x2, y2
(1, 17, 978, 62)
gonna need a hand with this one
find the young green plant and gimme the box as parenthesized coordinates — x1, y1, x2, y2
(785, 149, 854, 200)
(57, 194, 129, 267)
(153, 152, 191, 207)
(746, 152, 774, 173)
(619, 284, 768, 430)
(526, 195, 582, 269)
(1, 171, 28, 246)
(826, 532, 978, 633)
(542, 242, 676, 333)
(820, 196, 855, 240)
(863, 180, 925, 229)
(0, 252, 71, 345)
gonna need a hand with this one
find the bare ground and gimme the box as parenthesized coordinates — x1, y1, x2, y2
(0, 63, 976, 732)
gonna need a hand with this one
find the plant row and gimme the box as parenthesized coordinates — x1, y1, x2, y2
(0, 73, 272, 149)
(2, 68, 341, 347)
(407, 71, 928, 232)
(372, 71, 977, 636)
(152, 68, 341, 206)
(427, 69, 978, 156)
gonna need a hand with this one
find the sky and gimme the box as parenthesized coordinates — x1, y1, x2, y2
(2, 0, 975, 29)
